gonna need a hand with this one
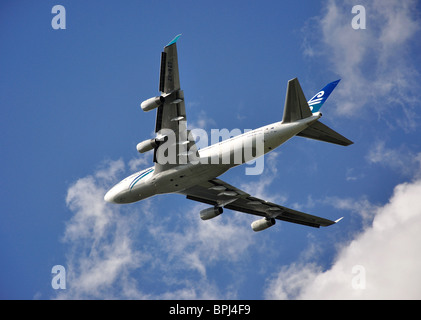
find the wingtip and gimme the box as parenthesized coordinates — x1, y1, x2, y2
(165, 34, 182, 47)
(334, 217, 344, 223)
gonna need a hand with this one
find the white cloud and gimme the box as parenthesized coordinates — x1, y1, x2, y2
(58, 159, 148, 299)
(151, 204, 254, 280)
(187, 109, 216, 131)
(265, 174, 421, 299)
(57, 158, 256, 299)
(128, 154, 150, 172)
(304, 0, 421, 130)
(323, 195, 379, 225)
(367, 141, 421, 176)
(240, 151, 287, 204)
(59, 146, 421, 299)
(94, 158, 125, 183)
(345, 167, 365, 182)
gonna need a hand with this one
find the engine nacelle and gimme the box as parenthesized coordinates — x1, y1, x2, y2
(200, 207, 223, 220)
(140, 96, 165, 112)
(136, 139, 158, 153)
(251, 217, 276, 232)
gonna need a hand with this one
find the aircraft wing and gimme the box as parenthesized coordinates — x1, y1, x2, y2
(181, 178, 338, 228)
(154, 35, 198, 172)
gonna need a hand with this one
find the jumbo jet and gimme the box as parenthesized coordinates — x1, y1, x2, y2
(104, 35, 352, 232)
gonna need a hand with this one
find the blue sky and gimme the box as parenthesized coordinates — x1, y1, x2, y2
(1, 0, 421, 299)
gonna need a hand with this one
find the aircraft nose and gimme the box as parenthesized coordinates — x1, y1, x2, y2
(104, 188, 117, 203)
(104, 190, 113, 203)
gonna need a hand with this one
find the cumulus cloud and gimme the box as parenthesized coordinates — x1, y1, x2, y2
(240, 151, 286, 203)
(265, 136, 421, 300)
(155, 205, 253, 278)
(57, 159, 148, 299)
(323, 195, 379, 226)
(264, 6, 421, 298)
(265, 168, 421, 299)
(56, 158, 257, 299)
(303, 0, 421, 130)
(367, 141, 421, 177)
(187, 109, 217, 131)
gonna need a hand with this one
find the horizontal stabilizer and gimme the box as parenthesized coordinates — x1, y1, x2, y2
(297, 120, 353, 146)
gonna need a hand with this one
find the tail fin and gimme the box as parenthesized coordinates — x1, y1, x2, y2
(307, 79, 340, 113)
(282, 78, 313, 123)
(281, 78, 352, 146)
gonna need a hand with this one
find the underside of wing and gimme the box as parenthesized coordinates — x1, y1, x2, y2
(159, 34, 181, 94)
(152, 35, 199, 172)
(181, 179, 338, 229)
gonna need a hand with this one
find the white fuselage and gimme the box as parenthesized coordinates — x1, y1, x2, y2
(104, 113, 321, 204)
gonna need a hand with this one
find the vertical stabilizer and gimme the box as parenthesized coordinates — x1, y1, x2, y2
(307, 79, 340, 113)
(282, 78, 312, 123)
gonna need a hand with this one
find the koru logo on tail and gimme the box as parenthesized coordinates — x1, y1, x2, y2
(308, 91, 325, 111)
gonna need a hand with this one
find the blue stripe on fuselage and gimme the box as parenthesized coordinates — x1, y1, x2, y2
(129, 168, 154, 190)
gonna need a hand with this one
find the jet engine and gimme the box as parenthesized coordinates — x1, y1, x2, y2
(200, 207, 223, 220)
(136, 139, 158, 153)
(136, 135, 168, 153)
(140, 96, 165, 112)
(251, 217, 276, 232)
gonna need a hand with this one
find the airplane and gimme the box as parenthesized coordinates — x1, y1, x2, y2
(104, 34, 352, 232)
